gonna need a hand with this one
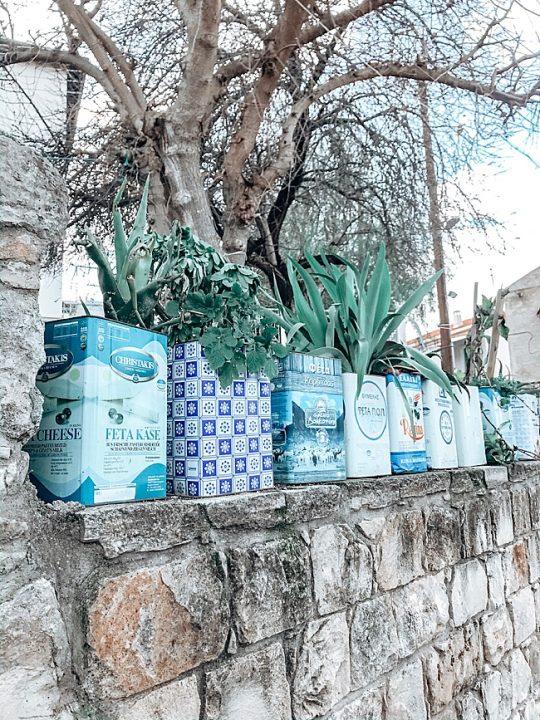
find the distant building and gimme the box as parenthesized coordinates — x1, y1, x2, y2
(505, 267, 540, 384)
(407, 311, 511, 375)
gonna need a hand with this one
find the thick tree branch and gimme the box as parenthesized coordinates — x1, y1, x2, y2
(56, 0, 144, 131)
(172, 0, 222, 134)
(0, 43, 123, 110)
(215, 0, 397, 84)
(260, 60, 540, 190)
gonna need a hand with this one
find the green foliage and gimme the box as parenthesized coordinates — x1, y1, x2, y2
(78, 176, 172, 327)
(484, 429, 515, 465)
(82, 178, 287, 386)
(268, 244, 453, 397)
(465, 293, 509, 382)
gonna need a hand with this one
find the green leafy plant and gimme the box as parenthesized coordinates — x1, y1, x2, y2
(266, 244, 452, 396)
(80, 177, 287, 386)
(464, 293, 509, 382)
(484, 430, 515, 465)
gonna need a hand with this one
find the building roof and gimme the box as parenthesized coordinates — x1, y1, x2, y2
(507, 266, 540, 293)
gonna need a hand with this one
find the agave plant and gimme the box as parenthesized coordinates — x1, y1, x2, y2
(79, 176, 287, 385)
(267, 244, 452, 396)
(77, 176, 174, 327)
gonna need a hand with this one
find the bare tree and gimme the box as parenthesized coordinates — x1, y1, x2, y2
(2, 0, 539, 284)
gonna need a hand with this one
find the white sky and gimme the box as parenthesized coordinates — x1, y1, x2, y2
(4, 0, 540, 318)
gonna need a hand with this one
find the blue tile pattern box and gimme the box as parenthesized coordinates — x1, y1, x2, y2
(167, 341, 274, 497)
(271, 353, 346, 484)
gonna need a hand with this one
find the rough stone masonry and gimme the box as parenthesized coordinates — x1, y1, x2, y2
(2, 138, 540, 720)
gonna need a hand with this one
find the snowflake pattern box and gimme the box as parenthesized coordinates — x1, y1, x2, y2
(271, 353, 346, 484)
(167, 341, 274, 497)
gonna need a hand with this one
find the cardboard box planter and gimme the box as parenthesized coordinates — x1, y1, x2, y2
(342, 373, 391, 478)
(167, 342, 274, 497)
(271, 353, 346, 484)
(26, 317, 168, 505)
(386, 373, 428, 474)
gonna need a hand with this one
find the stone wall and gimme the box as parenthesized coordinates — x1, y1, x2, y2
(2, 139, 540, 720)
(43, 462, 539, 720)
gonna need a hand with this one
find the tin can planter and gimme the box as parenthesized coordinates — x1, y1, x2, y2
(167, 341, 273, 497)
(26, 317, 168, 505)
(386, 373, 427, 474)
(343, 373, 391, 478)
(511, 394, 539, 460)
(451, 385, 486, 467)
(479, 387, 515, 449)
(271, 354, 346, 484)
(422, 380, 458, 469)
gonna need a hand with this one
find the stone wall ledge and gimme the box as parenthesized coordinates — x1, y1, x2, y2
(57, 463, 540, 560)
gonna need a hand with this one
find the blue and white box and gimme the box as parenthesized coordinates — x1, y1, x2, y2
(386, 373, 428, 474)
(26, 317, 167, 505)
(271, 353, 346, 484)
(167, 341, 274, 497)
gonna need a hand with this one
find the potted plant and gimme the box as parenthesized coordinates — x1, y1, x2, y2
(26, 178, 169, 506)
(269, 245, 453, 477)
(76, 177, 287, 498)
(450, 382, 486, 467)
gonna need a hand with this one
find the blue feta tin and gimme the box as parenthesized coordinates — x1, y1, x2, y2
(271, 353, 346, 484)
(26, 317, 167, 505)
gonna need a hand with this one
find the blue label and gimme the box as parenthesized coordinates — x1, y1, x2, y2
(37, 344, 74, 381)
(110, 346, 158, 383)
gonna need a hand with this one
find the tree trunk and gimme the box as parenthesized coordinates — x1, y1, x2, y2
(142, 117, 221, 246)
(418, 81, 454, 374)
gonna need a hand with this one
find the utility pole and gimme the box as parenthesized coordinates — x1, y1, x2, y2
(418, 80, 454, 374)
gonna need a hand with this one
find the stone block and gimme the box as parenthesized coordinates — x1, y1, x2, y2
(204, 643, 292, 720)
(114, 675, 200, 720)
(491, 491, 515, 547)
(502, 542, 529, 596)
(375, 510, 424, 590)
(424, 642, 454, 714)
(431, 707, 458, 720)
(311, 524, 372, 615)
(484, 466, 509, 488)
(458, 692, 484, 720)
(461, 498, 493, 557)
(511, 487, 532, 536)
(77, 500, 209, 557)
(345, 478, 400, 509)
(453, 623, 483, 695)
(386, 658, 427, 720)
(350, 594, 399, 689)
(393, 573, 449, 658)
(283, 484, 343, 523)
(423, 505, 461, 572)
(450, 559, 488, 626)
(507, 648, 532, 708)
(398, 470, 450, 498)
(292, 612, 350, 720)
(328, 686, 384, 720)
(482, 666, 514, 720)
(507, 587, 536, 645)
(86, 550, 229, 698)
(203, 490, 287, 529)
(482, 608, 513, 665)
(524, 635, 540, 685)
(486, 553, 506, 609)
(450, 468, 486, 493)
(527, 531, 540, 582)
(229, 535, 312, 644)
(0, 579, 71, 720)
(528, 485, 540, 529)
